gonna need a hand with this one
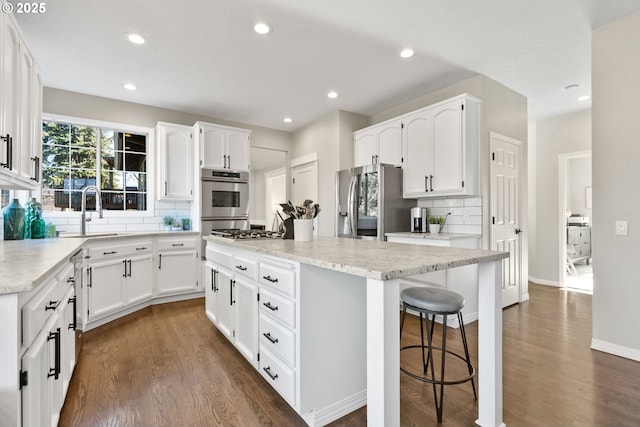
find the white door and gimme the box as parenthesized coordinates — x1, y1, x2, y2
(377, 120, 403, 166)
(126, 254, 154, 305)
(265, 168, 286, 231)
(199, 124, 226, 169)
(88, 259, 126, 321)
(291, 161, 318, 211)
(402, 111, 431, 197)
(233, 276, 259, 367)
(490, 132, 522, 307)
(431, 99, 463, 194)
(205, 261, 218, 324)
(216, 268, 234, 339)
(354, 130, 377, 167)
(226, 130, 250, 171)
(156, 250, 198, 296)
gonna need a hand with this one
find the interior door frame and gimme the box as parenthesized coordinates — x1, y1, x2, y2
(489, 131, 524, 305)
(290, 153, 319, 234)
(558, 150, 592, 288)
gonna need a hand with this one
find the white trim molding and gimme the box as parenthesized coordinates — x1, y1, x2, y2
(591, 339, 640, 362)
(290, 152, 318, 168)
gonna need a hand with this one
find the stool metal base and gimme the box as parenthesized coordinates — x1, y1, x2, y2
(400, 303, 476, 423)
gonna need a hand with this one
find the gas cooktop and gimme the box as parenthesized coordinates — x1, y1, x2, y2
(211, 229, 283, 240)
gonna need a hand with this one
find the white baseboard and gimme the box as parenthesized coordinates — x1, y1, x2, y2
(528, 276, 560, 287)
(591, 339, 640, 362)
(520, 292, 530, 302)
(301, 389, 367, 427)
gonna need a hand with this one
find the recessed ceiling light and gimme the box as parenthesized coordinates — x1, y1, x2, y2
(124, 83, 137, 91)
(400, 48, 414, 58)
(126, 33, 145, 45)
(564, 83, 579, 91)
(327, 91, 338, 99)
(283, 117, 292, 123)
(577, 95, 591, 102)
(254, 22, 271, 35)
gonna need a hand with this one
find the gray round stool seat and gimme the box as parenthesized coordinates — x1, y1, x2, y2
(400, 286, 464, 314)
(400, 286, 476, 423)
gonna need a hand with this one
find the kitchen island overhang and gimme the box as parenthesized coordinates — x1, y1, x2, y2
(204, 235, 509, 427)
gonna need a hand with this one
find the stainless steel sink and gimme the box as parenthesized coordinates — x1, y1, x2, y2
(59, 232, 120, 238)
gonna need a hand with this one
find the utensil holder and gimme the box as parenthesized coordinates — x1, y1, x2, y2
(294, 219, 313, 241)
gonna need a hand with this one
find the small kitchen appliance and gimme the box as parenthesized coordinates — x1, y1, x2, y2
(411, 207, 428, 233)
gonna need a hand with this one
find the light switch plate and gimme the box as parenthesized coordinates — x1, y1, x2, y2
(615, 221, 628, 235)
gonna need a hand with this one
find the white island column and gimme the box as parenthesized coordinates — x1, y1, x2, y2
(366, 277, 400, 427)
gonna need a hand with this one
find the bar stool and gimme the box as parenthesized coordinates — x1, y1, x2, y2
(400, 286, 476, 422)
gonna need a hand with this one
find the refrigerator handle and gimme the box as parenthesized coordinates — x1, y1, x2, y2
(347, 174, 358, 237)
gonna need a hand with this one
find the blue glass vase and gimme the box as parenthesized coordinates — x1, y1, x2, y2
(3, 199, 25, 240)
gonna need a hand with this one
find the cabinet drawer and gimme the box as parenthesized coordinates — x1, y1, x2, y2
(260, 262, 296, 297)
(22, 277, 63, 345)
(206, 245, 233, 270)
(157, 237, 196, 251)
(233, 254, 258, 281)
(260, 313, 296, 367)
(260, 287, 296, 329)
(89, 240, 152, 261)
(260, 348, 296, 406)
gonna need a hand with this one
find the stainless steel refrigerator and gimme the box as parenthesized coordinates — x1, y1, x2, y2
(335, 163, 414, 240)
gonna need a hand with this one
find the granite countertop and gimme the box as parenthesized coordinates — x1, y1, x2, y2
(385, 232, 481, 240)
(204, 236, 507, 281)
(0, 231, 200, 295)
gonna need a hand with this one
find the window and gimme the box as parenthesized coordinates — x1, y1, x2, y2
(41, 118, 150, 213)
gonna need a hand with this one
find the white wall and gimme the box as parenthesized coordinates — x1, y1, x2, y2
(529, 109, 591, 284)
(592, 10, 640, 360)
(567, 156, 592, 220)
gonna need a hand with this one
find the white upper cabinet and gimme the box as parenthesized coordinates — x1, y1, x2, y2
(195, 121, 250, 171)
(402, 94, 480, 198)
(353, 119, 403, 167)
(0, 9, 41, 189)
(156, 122, 194, 200)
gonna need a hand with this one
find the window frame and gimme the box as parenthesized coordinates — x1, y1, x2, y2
(40, 113, 156, 218)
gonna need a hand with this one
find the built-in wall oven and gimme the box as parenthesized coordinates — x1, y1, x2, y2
(200, 168, 250, 255)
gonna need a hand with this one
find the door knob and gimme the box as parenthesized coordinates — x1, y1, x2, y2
(515, 228, 522, 235)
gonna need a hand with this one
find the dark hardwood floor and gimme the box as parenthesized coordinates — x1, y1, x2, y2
(59, 284, 640, 427)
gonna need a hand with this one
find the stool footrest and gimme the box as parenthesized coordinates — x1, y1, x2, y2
(400, 345, 476, 386)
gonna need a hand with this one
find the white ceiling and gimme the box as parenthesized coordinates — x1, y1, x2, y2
(14, 0, 640, 131)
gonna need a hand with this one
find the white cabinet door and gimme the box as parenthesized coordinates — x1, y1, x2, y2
(354, 129, 377, 167)
(199, 123, 226, 169)
(402, 110, 431, 197)
(205, 261, 218, 324)
(226, 129, 249, 171)
(58, 287, 76, 398)
(233, 276, 259, 367)
(431, 98, 463, 194)
(87, 259, 126, 321)
(215, 268, 234, 340)
(17, 45, 36, 183)
(156, 250, 198, 296)
(126, 254, 154, 305)
(157, 122, 193, 200)
(0, 13, 20, 179)
(377, 120, 403, 166)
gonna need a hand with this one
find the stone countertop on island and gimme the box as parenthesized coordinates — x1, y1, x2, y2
(204, 235, 507, 281)
(385, 232, 481, 240)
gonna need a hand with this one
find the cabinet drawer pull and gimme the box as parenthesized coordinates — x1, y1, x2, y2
(429, 174, 434, 192)
(235, 265, 247, 271)
(172, 243, 184, 247)
(424, 175, 428, 192)
(262, 275, 278, 283)
(263, 366, 278, 381)
(263, 332, 279, 344)
(136, 247, 147, 251)
(263, 302, 279, 311)
(47, 328, 61, 380)
(45, 300, 59, 311)
(103, 251, 117, 255)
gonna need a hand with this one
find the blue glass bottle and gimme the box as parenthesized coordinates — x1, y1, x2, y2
(3, 199, 25, 240)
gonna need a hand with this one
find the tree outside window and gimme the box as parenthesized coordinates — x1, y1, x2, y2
(41, 120, 148, 212)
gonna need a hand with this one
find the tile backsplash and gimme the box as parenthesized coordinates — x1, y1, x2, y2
(417, 197, 482, 235)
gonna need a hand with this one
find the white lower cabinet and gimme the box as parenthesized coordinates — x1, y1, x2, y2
(20, 261, 76, 427)
(214, 267, 234, 340)
(156, 236, 199, 296)
(86, 240, 153, 322)
(233, 276, 259, 365)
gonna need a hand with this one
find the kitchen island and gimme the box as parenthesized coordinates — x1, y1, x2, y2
(204, 235, 508, 427)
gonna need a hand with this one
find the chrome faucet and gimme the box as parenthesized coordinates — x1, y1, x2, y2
(81, 185, 103, 236)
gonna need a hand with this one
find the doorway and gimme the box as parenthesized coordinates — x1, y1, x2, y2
(249, 147, 287, 228)
(559, 151, 593, 293)
(291, 154, 318, 235)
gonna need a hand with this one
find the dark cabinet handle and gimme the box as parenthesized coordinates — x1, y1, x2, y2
(235, 265, 247, 271)
(172, 243, 184, 247)
(68, 297, 77, 330)
(123, 260, 127, 277)
(47, 328, 61, 380)
(103, 251, 117, 255)
(263, 332, 279, 344)
(158, 254, 162, 269)
(136, 247, 147, 251)
(128, 259, 132, 277)
(425, 175, 428, 192)
(263, 302, 278, 311)
(45, 300, 59, 311)
(213, 270, 218, 292)
(430, 174, 434, 192)
(87, 267, 93, 288)
(164, 181, 168, 195)
(262, 275, 278, 283)
(0, 134, 10, 168)
(263, 366, 278, 381)
(230, 280, 235, 305)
